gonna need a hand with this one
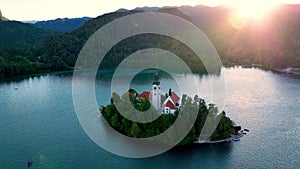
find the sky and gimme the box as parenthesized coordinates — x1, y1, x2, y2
(1, 0, 300, 21)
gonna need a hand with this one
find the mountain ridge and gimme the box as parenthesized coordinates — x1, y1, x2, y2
(0, 5, 300, 79)
(0, 21, 55, 49)
(32, 17, 92, 32)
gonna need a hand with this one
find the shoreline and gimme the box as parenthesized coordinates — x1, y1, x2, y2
(223, 62, 300, 76)
(272, 67, 300, 76)
(0, 69, 74, 83)
(2, 64, 299, 82)
(194, 132, 244, 144)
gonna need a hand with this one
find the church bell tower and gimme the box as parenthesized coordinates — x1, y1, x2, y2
(151, 72, 161, 110)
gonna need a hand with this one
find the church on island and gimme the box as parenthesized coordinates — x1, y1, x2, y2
(138, 73, 180, 114)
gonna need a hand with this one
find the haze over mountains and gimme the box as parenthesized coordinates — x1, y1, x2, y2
(0, 5, 300, 79)
(32, 17, 92, 32)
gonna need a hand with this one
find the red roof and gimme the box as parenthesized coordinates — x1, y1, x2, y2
(170, 92, 179, 104)
(165, 100, 177, 109)
(138, 91, 150, 99)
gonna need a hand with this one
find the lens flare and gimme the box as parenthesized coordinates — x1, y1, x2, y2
(228, 0, 278, 29)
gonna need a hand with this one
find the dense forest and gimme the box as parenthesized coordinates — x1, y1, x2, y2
(1, 5, 300, 79)
(101, 90, 236, 145)
(0, 21, 55, 49)
(0, 10, 143, 79)
(0, 8, 208, 79)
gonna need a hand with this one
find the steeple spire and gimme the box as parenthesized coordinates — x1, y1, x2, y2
(153, 71, 160, 86)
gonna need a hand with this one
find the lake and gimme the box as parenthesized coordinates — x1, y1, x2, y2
(0, 67, 299, 168)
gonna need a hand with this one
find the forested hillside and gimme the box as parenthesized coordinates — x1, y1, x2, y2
(187, 5, 300, 68)
(0, 21, 55, 49)
(1, 5, 300, 79)
(0, 8, 205, 79)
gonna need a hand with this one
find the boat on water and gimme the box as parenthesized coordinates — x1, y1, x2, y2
(244, 128, 249, 132)
(239, 130, 247, 134)
(27, 158, 33, 166)
(233, 137, 240, 141)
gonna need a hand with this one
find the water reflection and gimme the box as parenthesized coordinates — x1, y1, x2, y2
(0, 67, 299, 168)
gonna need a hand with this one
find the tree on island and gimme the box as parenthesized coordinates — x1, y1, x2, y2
(100, 90, 236, 146)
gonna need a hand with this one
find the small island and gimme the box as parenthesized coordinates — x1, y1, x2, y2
(100, 73, 244, 146)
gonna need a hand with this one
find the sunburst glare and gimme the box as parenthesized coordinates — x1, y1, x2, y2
(228, 0, 279, 29)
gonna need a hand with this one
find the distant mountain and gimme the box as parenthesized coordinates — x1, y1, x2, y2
(30, 4, 300, 71)
(185, 4, 300, 68)
(133, 7, 160, 12)
(179, 5, 230, 25)
(116, 8, 129, 12)
(0, 21, 55, 49)
(22, 20, 39, 24)
(0, 8, 204, 79)
(1, 4, 300, 79)
(33, 8, 195, 70)
(0, 10, 53, 49)
(32, 17, 92, 32)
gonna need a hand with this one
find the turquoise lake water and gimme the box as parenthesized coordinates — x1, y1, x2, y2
(0, 67, 299, 168)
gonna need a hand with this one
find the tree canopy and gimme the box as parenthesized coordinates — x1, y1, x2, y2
(101, 91, 236, 146)
(1, 6, 300, 79)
